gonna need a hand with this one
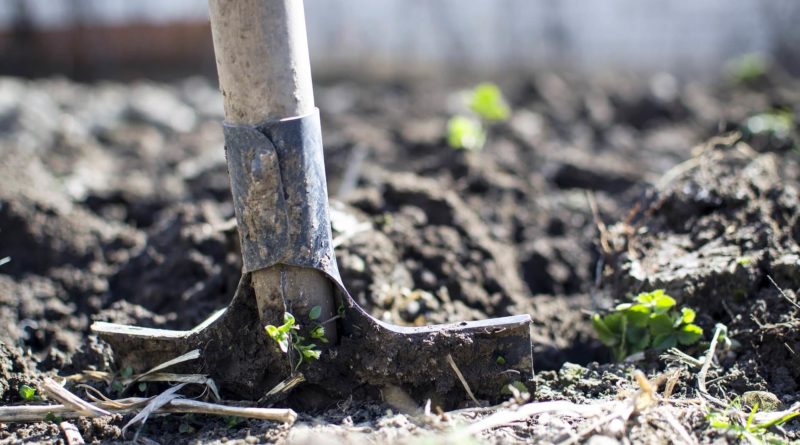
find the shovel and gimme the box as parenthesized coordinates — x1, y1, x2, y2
(92, 0, 533, 406)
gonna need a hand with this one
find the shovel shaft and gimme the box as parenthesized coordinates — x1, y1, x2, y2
(208, 0, 314, 122)
(208, 0, 336, 343)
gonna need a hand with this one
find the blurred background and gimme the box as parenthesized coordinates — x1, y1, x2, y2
(1, 0, 800, 81)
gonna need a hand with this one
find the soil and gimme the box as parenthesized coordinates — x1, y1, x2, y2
(1, 69, 800, 443)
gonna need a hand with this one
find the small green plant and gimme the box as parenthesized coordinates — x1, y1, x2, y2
(18, 384, 37, 401)
(447, 82, 510, 150)
(744, 109, 795, 138)
(447, 116, 485, 151)
(44, 412, 63, 423)
(592, 289, 703, 361)
(708, 399, 798, 444)
(726, 53, 768, 85)
(265, 310, 324, 372)
(468, 83, 510, 122)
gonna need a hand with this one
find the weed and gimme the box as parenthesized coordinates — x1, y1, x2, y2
(44, 412, 63, 423)
(447, 82, 509, 150)
(708, 399, 798, 444)
(265, 310, 323, 372)
(447, 116, 485, 150)
(744, 109, 795, 138)
(468, 83, 510, 122)
(592, 289, 703, 361)
(18, 384, 37, 401)
(726, 53, 768, 85)
(225, 415, 244, 429)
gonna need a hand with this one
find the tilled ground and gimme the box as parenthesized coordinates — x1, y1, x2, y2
(1, 70, 799, 443)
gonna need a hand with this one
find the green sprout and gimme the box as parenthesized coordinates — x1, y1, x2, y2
(592, 289, 703, 361)
(265, 310, 323, 372)
(468, 83, 510, 122)
(447, 82, 510, 150)
(447, 116, 485, 150)
(18, 384, 37, 401)
(744, 109, 795, 138)
(726, 53, 768, 85)
(45, 412, 63, 423)
(708, 399, 798, 444)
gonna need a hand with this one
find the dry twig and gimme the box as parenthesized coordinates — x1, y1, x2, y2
(42, 378, 110, 418)
(446, 354, 479, 406)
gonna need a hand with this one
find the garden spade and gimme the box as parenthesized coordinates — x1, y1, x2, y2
(92, 0, 533, 406)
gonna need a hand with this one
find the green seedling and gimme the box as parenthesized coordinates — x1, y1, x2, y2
(265, 310, 323, 372)
(726, 53, 768, 85)
(468, 82, 510, 122)
(225, 415, 244, 429)
(592, 289, 703, 361)
(447, 82, 510, 150)
(45, 412, 63, 423)
(18, 384, 37, 401)
(447, 116, 485, 150)
(708, 399, 798, 444)
(744, 109, 795, 138)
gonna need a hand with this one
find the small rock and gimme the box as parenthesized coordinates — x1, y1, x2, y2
(742, 390, 782, 411)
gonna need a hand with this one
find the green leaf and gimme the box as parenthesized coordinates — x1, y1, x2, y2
(121, 367, 134, 379)
(648, 314, 675, 336)
(276, 335, 289, 353)
(592, 314, 618, 346)
(45, 412, 63, 423)
(310, 325, 326, 340)
(225, 416, 244, 429)
(308, 306, 322, 320)
(615, 303, 632, 311)
(625, 304, 651, 327)
(447, 116, 486, 150)
(652, 294, 676, 315)
(138, 382, 148, 393)
(266, 325, 280, 339)
(681, 307, 696, 324)
(626, 327, 650, 353)
(301, 346, 321, 360)
(677, 324, 703, 345)
(652, 333, 677, 350)
(635, 289, 662, 304)
(496, 355, 506, 366)
(18, 385, 36, 401)
(603, 312, 625, 334)
(468, 83, 510, 122)
(283, 312, 296, 325)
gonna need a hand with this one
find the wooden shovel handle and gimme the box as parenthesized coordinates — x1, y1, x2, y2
(208, 0, 314, 122)
(208, 0, 336, 345)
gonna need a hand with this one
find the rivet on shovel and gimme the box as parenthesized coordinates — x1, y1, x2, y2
(91, 0, 533, 405)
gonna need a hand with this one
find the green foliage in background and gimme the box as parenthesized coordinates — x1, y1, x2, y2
(592, 289, 703, 361)
(744, 109, 795, 138)
(468, 83, 510, 122)
(727, 53, 768, 85)
(447, 116, 485, 150)
(447, 82, 510, 150)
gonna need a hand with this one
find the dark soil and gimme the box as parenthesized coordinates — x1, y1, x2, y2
(1, 70, 800, 443)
